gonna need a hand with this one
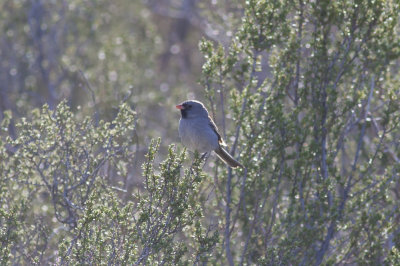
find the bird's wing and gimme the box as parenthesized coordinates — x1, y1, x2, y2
(208, 116, 227, 146)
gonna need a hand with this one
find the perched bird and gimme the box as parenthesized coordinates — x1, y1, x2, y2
(176, 100, 243, 168)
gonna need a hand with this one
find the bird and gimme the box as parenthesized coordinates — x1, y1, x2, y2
(176, 100, 243, 168)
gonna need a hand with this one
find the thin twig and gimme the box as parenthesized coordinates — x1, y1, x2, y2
(224, 167, 234, 266)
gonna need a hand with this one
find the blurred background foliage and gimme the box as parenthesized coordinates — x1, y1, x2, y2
(1, 0, 400, 264)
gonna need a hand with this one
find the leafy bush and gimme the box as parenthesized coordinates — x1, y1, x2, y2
(1, 0, 400, 265)
(198, 0, 400, 264)
(0, 102, 217, 264)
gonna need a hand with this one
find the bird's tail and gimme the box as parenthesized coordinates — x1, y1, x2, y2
(214, 146, 243, 168)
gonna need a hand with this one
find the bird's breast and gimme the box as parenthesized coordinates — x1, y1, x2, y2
(178, 118, 219, 153)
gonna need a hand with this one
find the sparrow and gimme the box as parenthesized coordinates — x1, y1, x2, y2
(176, 100, 243, 168)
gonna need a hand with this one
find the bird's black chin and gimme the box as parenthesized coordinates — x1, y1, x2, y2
(181, 109, 188, 118)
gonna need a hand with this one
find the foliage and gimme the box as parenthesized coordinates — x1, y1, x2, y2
(1, 0, 400, 265)
(0, 103, 216, 264)
(198, 0, 400, 264)
(58, 141, 216, 265)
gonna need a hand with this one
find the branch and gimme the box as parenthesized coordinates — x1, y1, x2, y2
(315, 75, 375, 265)
(224, 167, 234, 266)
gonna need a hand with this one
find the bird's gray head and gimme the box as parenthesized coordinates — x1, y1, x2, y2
(176, 100, 209, 119)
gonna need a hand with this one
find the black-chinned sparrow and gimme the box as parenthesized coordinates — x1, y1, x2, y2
(176, 100, 243, 168)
